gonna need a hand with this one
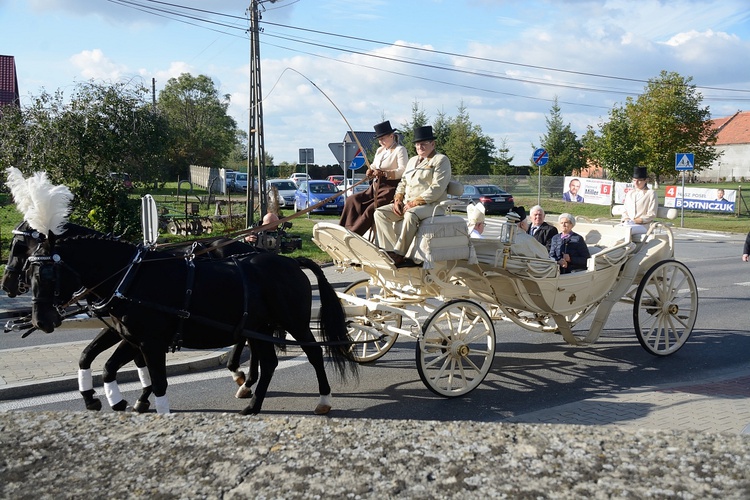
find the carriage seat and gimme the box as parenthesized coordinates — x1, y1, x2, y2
(470, 220, 559, 278)
(406, 214, 471, 268)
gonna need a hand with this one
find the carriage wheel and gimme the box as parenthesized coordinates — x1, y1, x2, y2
(633, 260, 698, 356)
(167, 221, 179, 235)
(342, 279, 401, 363)
(416, 299, 495, 397)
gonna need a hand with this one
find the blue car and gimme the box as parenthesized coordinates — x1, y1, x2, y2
(294, 180, 345, 214)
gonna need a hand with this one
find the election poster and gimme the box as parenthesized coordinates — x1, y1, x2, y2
(613, 181, 655, 204)
(664, 186, 736, 213)
(562, 176, 613, 206)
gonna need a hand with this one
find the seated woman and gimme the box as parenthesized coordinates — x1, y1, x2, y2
(549, 213, 590, 274)
(620, 166, 657, 235)
(339, 120, 408, 236)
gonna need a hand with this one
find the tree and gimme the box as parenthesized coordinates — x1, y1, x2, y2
(582, 104, 644, 181)
(441, 103, 496, 175)
(400, 101, 429, 156)
(491, 137, 515, 175)
(625, 70, 718, 181)
(534, 97, 585, 177)
(0, 81, 167, 237)
(157, 73, 238, 174)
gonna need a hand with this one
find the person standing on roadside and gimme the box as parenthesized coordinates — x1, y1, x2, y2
(339, 120, 408, 236)
(743, 230, 750, 262)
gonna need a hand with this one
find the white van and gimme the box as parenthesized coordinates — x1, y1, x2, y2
(289, 173, 311, 185)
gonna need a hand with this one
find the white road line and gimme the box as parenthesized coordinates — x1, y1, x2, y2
(0, 357, 308, 411)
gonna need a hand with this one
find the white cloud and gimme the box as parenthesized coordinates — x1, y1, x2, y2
(69, 49, 127, 81)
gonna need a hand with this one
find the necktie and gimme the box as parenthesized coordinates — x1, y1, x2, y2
(531, 226, 538, 236)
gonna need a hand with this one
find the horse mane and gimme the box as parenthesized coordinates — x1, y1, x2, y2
(6, 167, 74, 236)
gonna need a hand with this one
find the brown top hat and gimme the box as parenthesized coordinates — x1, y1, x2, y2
(373, 120, 397, 138)
(412, 125, 436, 143)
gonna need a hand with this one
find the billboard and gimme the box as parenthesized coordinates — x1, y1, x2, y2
(664, 186, 736, 213)
(562, 176, 613, 206)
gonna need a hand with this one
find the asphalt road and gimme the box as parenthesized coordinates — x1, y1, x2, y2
(3, 227, 749, 420)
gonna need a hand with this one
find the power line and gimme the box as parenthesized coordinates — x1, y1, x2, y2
(106, 0, 750, 105)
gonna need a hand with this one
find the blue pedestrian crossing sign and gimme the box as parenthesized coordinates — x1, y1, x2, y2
(349, 150, 365, 170)
(675, 153, 694, 171)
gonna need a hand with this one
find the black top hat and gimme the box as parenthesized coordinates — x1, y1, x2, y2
(633, 166, 648, 179)
(373, 120, 396, 138)
(412, 125, 436, 143)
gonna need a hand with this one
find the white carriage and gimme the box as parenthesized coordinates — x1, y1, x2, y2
(312, 204, 698, 397)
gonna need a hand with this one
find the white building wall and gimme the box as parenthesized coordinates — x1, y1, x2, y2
(702, 144, 750, 182)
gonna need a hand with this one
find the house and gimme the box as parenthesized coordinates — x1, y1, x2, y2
(701, 111, 750, 182)
(0, 55, 20, 110)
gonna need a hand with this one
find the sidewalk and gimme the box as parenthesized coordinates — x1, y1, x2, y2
(2, 265, 749, 435)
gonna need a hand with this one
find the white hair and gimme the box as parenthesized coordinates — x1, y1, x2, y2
(558, 212, 575, 227)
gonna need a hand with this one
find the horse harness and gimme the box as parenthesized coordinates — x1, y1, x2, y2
(33, 241, 360, 352)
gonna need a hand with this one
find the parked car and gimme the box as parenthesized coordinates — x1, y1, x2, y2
(294, 180, 345, 214)
(109, 172, 133, 189)
(232, 172, 249, 192)
(326, 175, 345, 186)
(453, 184, 514, 215)
(289, 173, 311, 185)
(267, 178, 298, 208)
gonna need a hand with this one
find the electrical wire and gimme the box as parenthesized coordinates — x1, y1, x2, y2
(104, 0, 750, 105)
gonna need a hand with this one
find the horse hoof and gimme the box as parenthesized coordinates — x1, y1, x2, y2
(233, 371, 246, 386)
(239, 406, 259, 416)
(85, 399, 103, 411)
(235, 386, 253, 399)
(111, 400, 128, 412)
(314, 404, 332, 415)
(133, 400, 151, 413)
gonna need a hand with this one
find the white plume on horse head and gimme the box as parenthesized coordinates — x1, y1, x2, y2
(5, 167, 74, 236)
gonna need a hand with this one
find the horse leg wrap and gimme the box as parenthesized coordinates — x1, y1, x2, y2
(137, 367, 152, 388)
(315, 394, 332, 415)
(78, 369, 93, 392)
(235, 384, 253, 399)
(104, 381, 124, 408)
(155, 395, 170, 414)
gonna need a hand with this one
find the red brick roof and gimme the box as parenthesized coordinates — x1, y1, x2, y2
(711, 111, 750, 145)
(0, 55, 20, 107)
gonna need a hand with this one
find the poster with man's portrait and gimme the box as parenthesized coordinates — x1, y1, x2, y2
(562, 177, 613, 206)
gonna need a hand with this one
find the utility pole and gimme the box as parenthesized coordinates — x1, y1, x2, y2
(246, 0, 275, 227)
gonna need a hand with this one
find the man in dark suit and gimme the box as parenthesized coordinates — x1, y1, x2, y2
(527, 205, 558, 251)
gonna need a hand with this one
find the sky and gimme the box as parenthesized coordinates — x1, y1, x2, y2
(3, 0, 750, 168)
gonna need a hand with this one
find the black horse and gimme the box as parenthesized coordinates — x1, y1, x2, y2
(29, 233, 356, 415)
(2, 221, 264, 412)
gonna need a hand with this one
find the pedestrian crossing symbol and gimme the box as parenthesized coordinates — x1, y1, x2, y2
(675, 153, 694, 171)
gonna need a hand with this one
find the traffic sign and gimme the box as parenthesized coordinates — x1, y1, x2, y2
(533, 148, 549, 166)
(349, 150, 365, 170)
(328, 142, 359, 164)
(675, 153, 694, 171)
(298, 148, 314, 164)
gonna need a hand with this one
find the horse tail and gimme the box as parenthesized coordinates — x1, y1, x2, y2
(295, 257, 358, 380)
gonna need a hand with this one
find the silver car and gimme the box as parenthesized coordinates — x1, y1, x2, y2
(267, 179, 298, 208)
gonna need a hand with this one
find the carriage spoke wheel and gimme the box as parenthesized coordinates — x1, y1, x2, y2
(342, 279, 401, 363)
(416, 300, 495, 397)
(633, 260, 698, 356)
